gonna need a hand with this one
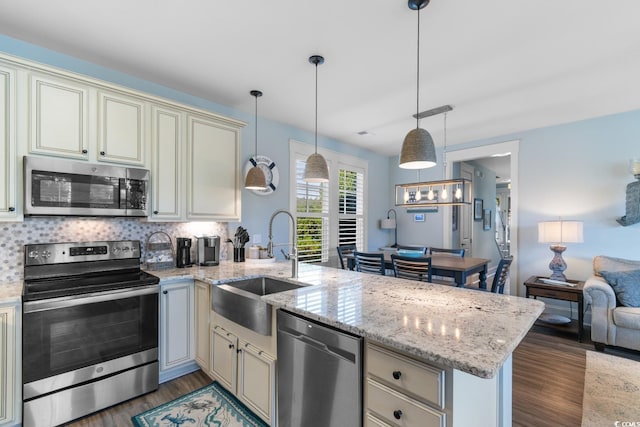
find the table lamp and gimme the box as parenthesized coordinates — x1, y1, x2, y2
(381, 209, 398, 248)
(538, 220, 583, 281)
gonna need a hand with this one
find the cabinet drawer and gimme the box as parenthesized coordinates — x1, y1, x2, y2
(366, 412, 393, 427)
(367, 379, 445, 427)
(367, 344, 445, 409)
(529, 287, 578, 301)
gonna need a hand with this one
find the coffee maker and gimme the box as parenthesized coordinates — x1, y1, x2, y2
(176, 237, 192, 268)
(195, 235, 220, 266)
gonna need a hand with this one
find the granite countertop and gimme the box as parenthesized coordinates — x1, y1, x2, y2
(0, 281, 23, 304)
(152, 260, 545, 379)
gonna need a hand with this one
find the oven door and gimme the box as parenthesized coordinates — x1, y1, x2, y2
(22, 285, 158, 398)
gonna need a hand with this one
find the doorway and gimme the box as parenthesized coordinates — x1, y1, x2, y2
(443, 140, 520, 295)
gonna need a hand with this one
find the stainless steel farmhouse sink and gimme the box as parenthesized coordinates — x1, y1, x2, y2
(211, 277, 304, 335)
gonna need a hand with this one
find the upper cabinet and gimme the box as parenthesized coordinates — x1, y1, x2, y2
(186, 113, 242, 222)
(29, 72, 90, 160)
(0, 64, 18, 221)
(97, 90, 146, 166)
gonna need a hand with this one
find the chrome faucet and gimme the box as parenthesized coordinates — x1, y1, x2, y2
(267, 209, 298, 278)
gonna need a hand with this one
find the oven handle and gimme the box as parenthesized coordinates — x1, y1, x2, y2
(23, 284, 159, 313)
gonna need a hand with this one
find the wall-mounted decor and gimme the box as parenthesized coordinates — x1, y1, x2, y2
(483, 209, 492, 230)
(414, 213, 425, 222)
(474, 198, 483, 221)
(452, 206, 458, 232)
(617, 158, 640, 226)
(243, 155, 279, 196)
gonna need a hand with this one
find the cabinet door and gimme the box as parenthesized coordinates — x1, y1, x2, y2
(194, 281, 210, 373)
(237, 341, 275, 425)
(210, 325, 237, 393)
(29, 72, 90, 159)
(159, 280, 195, 372)
(186, 114, 241, 221)
(98, 90, 146, 166)
(0, 65, 18, 220)
(0, 305, 17, 426)
(149, 105, 184, 220)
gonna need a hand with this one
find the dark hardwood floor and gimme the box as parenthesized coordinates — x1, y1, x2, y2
(65, 325, 640, 427)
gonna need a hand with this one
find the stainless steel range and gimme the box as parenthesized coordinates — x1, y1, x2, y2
(22, 240, 160, 427)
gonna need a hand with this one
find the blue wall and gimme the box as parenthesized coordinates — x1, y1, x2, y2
(0, 35, 390, 255)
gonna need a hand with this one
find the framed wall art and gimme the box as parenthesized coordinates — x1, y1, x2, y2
(474, 198, 483, 221)
(483, 209, 492, 231)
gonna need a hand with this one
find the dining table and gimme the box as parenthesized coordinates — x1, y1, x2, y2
(346, 251, 491, 288)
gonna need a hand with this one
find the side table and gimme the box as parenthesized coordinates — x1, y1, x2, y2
(524, 276, 585, 342)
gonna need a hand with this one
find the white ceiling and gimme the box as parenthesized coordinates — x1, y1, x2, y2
(2, 0, 639, 156)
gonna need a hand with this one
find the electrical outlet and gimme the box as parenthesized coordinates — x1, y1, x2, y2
(253, 234, 262, 244)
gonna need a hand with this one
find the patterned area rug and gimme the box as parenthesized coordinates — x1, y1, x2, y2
(132, 381, 268, 427)
(582, 351, 640, 426)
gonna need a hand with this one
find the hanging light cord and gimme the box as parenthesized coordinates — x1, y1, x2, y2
(254, 94, 258, 158)
(314, 61, 319, 154)
(443, 111, 448, 178)
(415, 6, 421, 129)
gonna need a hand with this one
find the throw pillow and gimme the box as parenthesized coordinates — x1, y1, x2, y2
(600, 269, 640, 307)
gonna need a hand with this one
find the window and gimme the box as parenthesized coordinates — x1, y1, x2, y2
(290, 140, 367, 264)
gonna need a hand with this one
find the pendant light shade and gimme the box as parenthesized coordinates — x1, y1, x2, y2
(303, 55, 329, 183)
(245, 90, 268, 190)
(399, 0, 437, 170)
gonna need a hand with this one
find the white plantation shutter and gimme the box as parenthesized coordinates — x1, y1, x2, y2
(338, 168, 364, 251)
(295, 157, 329, 263)
(290, 140, 367, 265)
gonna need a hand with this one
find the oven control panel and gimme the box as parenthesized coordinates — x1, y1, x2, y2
(25, 240, 140, 266)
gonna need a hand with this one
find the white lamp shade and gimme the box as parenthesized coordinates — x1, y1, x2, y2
(303, 153, 329, 182)
(538, 221, 584, 244)
(381, 218, 397, 229)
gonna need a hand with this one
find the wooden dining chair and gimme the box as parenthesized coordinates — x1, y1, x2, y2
(391, 254, 432, 282)
(490, 257, 513, 294)
(336, 244, 357, 270)
(353, 251, 385, 276)
(429, 247, 465, 257)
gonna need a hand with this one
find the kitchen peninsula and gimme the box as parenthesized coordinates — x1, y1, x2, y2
(153, 260, 544, 427)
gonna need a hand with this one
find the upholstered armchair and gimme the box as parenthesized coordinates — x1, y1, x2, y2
(583, 256, 640, 352)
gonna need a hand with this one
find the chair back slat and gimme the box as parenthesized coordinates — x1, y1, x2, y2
(430, 247, 465, 257)
(491, 257, 513, 293)
(391, 254, 432, 282)
(336, 244, 357, 270)
(354, 251, 385, 275)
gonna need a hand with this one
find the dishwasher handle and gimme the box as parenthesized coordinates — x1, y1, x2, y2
(278, 325, 358, 363)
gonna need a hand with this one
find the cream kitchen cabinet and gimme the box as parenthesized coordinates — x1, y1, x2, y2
(0, 303, 20, 427)
(194, 280, 211, 373)
(97, 89, 146, 166)
(0, 65, 19, 221)
(209, 317, 276, 426)
(149, 109, 244, 222)
(28, 73, 147, 166)
(159, 279, 198, 383)
(28, 72, 90, 160)
(186, 113, 242, 222)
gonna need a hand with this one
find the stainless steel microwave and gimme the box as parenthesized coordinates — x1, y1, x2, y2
(24, 156, 149, 217)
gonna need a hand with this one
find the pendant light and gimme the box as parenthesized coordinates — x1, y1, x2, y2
(399, 0, 436, 170)
(244, 90, 268, 190)
(303, 55, 330, 183)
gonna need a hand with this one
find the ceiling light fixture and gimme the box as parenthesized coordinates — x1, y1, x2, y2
(303, 55, 330, 183)
(399, 0, 436, 170)
(244, 90, 268, 190)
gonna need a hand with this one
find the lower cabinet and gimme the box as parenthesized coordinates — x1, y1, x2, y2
(159, 279, 198, 383)
(194, 281, 211, 374)
(210, 324, 276, 426)
(0, 303, 20, 427)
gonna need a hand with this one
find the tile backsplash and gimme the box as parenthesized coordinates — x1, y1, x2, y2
(0, 217, 228, 283)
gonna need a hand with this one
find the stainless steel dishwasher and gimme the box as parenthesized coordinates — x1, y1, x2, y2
(277, 310, 363, 427)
